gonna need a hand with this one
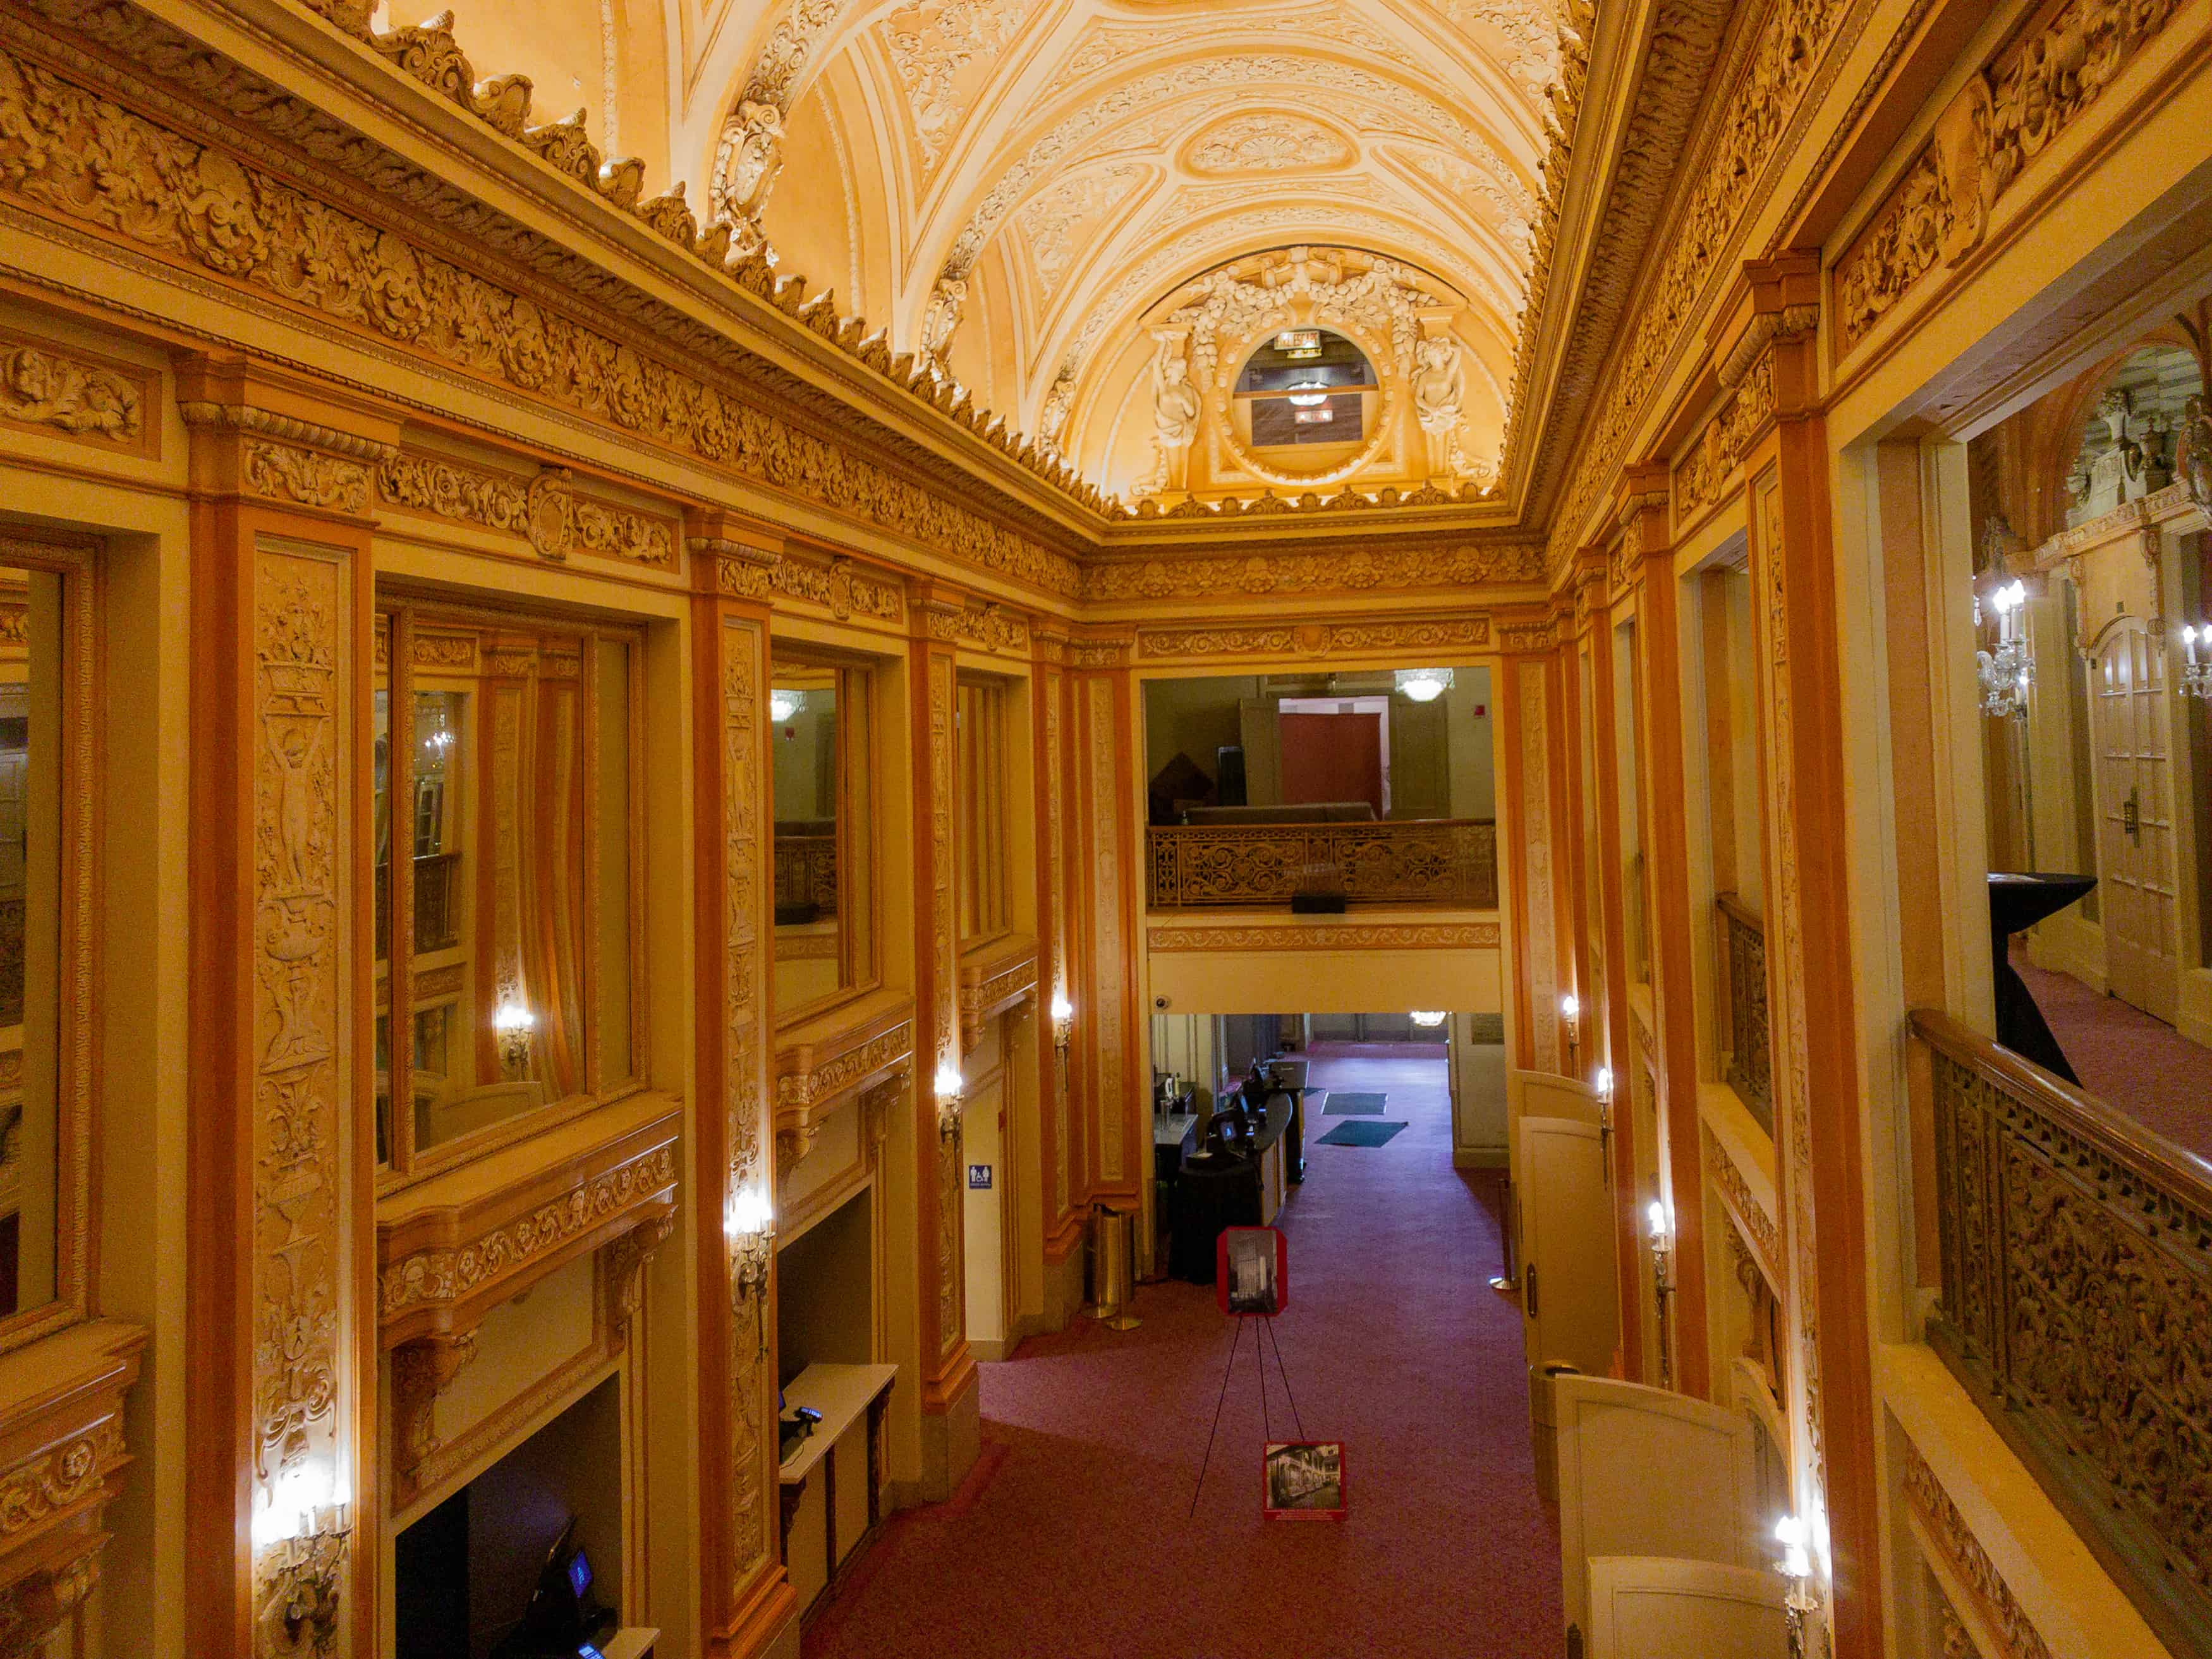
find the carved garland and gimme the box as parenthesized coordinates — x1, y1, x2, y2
(1903, 1440, 2055, 1659)
(1146, 921, 1502, 952)
(376, 454, 675, 568)
(1136, 615, 1492, 660)
(0, 338, 144, 449)
(1083, 542, 1543, 602)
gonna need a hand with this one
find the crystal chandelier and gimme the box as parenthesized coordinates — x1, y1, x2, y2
(1975, 580, 2033, 719)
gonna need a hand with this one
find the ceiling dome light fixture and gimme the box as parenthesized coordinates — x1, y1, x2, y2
(769, 689, 803, 723)
(1395, 667, 1454, 703)
(1286, 384, 1330, 408)
(1409, 1010, 1447, 1028)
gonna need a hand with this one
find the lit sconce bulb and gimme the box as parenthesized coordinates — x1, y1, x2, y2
(934, 1060, 963, 1100)
(494, 1004, 532, 1033)
(726, 1186, 773, 1239)
(492, 1003, 534, 1074)
(1595, 1065, 1613, 1098)
(1050, 992, 1074, 1023)
(1774, 1514, 1813, 1580)
(1647, 1200, 1668, 1243)
(1560, 993, 1579, 1021)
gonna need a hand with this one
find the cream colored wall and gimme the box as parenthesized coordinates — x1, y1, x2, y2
(1147, 924, 1502, 1016)
(766, 81, 862, 322)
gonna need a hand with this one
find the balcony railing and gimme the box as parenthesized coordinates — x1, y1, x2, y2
(1912, 1008, 2212, 1653)
(1147, 818, 1497, 910)
(1715, 893, 1771, 1136)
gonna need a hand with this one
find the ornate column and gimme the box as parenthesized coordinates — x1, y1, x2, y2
(179, 357, 393, 1656)
(911, 587, 977, 1497)
(1068, 631, 1141, 1227)
(1030, 627, 1083, 1281)
(1618, 465, 1711, 1397)
(687, 513, 795, 1656)
(1722, 253, 1885, 1659)
(1563, 549, 1649, 1378)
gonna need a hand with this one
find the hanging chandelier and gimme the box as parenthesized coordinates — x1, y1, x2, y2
(1975, 581, 2032, 719)
(1395, 668, 1454, 703)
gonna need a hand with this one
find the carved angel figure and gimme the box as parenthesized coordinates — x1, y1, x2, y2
(2177, 394, 2212, 514)
(1036, 371, 1074, 456)
(1413, 335, 1466, 478)
(1150, 339, 1201, 497)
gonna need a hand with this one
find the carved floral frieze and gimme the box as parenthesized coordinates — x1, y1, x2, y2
(928, 601, 1030, 653)
(1146, 921, 1500, 952)
(0, 337, 145, 452)
(1084, 540, 1543, 602)
(769, 550, 905, 621)
(1835, 0, 2188, 356)
(376, 453, 675, 567)
(1703, 1125, 1780, 1286)
(958, 937, 1038, 1047)
(1135, 614, 1492, 661)
(772, 1010, 915, 1170)
(1903, 1437, 2055, 1659)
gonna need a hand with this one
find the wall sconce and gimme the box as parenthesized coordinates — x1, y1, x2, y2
(1773, 1514, 1823, 1658)
(1595, 1065, 1613, 1174)
(1560, 992, 1581, 1069)
(492, 1002, 534, 1076)
(935, 1060, 964, 1143)
(1976, 579, 2033, 719)
(2182, 625, 2212, 698)
(255, 1464, 351, 1657)
(726, 1186, 776, 1357)
(1050, 992, 1073, 1056)
(1648, 1199, 1674, 1391)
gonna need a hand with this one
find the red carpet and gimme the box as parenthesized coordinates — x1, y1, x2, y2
(805, 1042, 1562, 1658)
(2012, 951, 2212, 1164)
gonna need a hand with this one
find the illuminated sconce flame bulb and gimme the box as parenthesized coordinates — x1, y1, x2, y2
(1775, 1514, 1813, 1579)
(1050, 992, 1073, 1023)
(1560, 993, 1579, 1021)
(1648, 1200, 1668, 1242)
(726, 1186, 773, 1239)
(493, 1003, 533, 1033)
(1595, 1065, 1613, 1098)
(935, 1060, 964, 1100)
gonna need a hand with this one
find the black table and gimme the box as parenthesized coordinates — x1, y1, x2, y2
(1989, 872, 2096, 1086)
(1165, 1096, 1291, 1284)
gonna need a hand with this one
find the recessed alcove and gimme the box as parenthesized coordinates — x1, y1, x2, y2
(394, 1375, 625, 1659)
(777, 1185, 874, 1385)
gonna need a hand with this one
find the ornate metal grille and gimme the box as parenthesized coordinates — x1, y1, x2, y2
(1915, 1009, 2212, 1653)
(1717, 893, 1771, 1134)
(774, 834, 838, 916)
(1147, 819, 1497, 909)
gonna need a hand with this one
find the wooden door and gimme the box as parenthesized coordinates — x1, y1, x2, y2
(1279, 711, 1383, 813)
(1518, 1113, 1618, 1382)
(1541, 1374, 1759, 1653)
(1584, 1557, 1785, 1658)
(2093, 620, 2179, 1023)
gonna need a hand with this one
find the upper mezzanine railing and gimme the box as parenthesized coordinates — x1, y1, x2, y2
(1146, 818, 1498, 910)
(1912, 1008, 2212, 1653)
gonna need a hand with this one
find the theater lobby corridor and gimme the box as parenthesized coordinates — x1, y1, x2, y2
(805, 1042, 1560, 1658)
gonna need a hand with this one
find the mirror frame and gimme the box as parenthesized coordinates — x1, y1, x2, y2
(374, 592, 648, 1188)
(0, 529, 97, 1356)
(770, 650, 880, 1030)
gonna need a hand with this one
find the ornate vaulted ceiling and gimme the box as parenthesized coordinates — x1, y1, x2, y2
(369, 0, 1586, 513)
(667, 0, 1568, 499)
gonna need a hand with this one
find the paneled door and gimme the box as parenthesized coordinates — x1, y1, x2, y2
(1517, 1110, 1618, 1383)
(2093, 619, 2179, 1023)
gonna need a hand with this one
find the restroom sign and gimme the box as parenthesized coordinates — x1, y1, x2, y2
(968, 1164, 992, 1189)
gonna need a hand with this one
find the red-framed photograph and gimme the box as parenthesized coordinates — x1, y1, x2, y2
(1263, 1441, 1346, 1520)
(1217, 1225, 1289, 1316)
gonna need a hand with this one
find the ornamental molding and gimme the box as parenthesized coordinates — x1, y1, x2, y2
(1903, 1438, 2055, 1659)
(928, 601, 1030, 653)
(772, 1018, 915, 1117)
(375, 1110, 681, 1346)
(0, 15, 1098, 590)
(1675, 351, 1777, 520)
(1136, 614, 1491, 660)
(1146, 921, 1500, 952)
(377, 453, 676, 567)
(1541, 0, 1861, 571)
(0, 336, 147, 453)
(241, 436, 372, 518)
(1703, 1124, 1781, 1285)
(958, 939, 1039, 1047)
(768, 550, 906, 622)
(1082, 539, 1543, 602)
(177, 400, 396, 464)
(1835, 0, 2187, 358)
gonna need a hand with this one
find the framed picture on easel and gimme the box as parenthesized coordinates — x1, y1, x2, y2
(1263, 1441, 1346, 1519)
(1217, 1225, 1288, 1316)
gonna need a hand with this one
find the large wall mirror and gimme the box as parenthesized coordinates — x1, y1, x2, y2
(772, 656, 875, 1021)
(376, 600, 643, 1176)
(0, 534, 93, 1347)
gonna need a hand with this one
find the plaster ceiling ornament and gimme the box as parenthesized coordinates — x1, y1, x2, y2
(1185, 112, 1358, 176)
(1148, 329, 1202, 495)
(1414, 333, 1468, 478)
(1013, 164, 1147, 297)
(882, 0, 1048, 180)
(1167, 245, 1442, 392)
(916, 274, 968, 376)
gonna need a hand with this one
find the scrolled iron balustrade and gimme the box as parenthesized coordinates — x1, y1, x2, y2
(1147, 818, 1497, 909)
(1912, 1007, 2212, 1655)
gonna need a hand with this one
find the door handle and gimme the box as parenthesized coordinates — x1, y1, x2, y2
(2124, 786, 2142, 844)
(1525, 1261, 1539, 1318)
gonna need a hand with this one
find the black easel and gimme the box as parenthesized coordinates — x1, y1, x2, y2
(1189, 1313, 1306, 1515)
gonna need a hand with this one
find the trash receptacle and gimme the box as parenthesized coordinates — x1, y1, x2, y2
(1090, 1204, 1141, 1331)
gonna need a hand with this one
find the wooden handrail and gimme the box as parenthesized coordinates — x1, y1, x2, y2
(1715, 889, 1763, 936)
(1908, 1006, 2212, 1213)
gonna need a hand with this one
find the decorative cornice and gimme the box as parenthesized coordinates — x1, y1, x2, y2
(928, 602, 1030, 653)
(1136, 615, 1492, 662)
(958, 937, 1039, 1046)
(176, 400, 395, 463)
(1703, 1124, 1781, 1284)
(378, 453, 675, 567)
(376, 1105, 681, 1346)
(773, 1018, 915, 1117)
(768, 549, 905, 622)
(1146, 921, 1500, 952)
(1082, 539, 1544, 602)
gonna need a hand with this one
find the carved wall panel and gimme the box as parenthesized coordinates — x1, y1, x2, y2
(1903, 1435, 2057, 1659)
(1516, 660, 1559, 1066)
(1146, 920, 1502, 952)
(0, 329, 151, 458)
(1147, 822, 1498, 909)
(1082, 676, 1128, 1189)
